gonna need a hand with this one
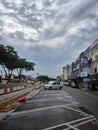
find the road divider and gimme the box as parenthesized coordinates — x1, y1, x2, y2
(0, 83, 44, 112)
(0, 89, 30, 112)
(0, 82, 44, 95)
(0, 86, 25, 95)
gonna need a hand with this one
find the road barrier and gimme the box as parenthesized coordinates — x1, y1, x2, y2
(0, 90, 30, 112)
(0, 83, 44, 112)
(16, 96, 27, 102)
(0, 86, 25, 95)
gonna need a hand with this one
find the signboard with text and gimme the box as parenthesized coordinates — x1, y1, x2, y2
(81, 55, 89, 67)
(80, 71, 88, 77)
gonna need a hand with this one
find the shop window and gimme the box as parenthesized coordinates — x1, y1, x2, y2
(95, 68, 97, 73)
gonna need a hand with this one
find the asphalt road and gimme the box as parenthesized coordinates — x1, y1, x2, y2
(0, 86, 98, 130)
(63, 86, 98, 119)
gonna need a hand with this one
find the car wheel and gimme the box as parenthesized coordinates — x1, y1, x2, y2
(59, 87, 62, 90)
(49, 87, 52, 90)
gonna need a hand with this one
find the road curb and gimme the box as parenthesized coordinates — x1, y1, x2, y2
(0, 87, 41, 121)
(0, 90, 30, 111)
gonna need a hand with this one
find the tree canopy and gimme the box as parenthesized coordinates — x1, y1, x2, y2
(37, 75, 56, 82)
(0, 44, 35, 81)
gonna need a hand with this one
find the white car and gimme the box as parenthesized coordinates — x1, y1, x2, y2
(44, 81, 62, 90)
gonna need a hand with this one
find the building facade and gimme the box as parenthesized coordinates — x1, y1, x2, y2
(63, 39, 98, 90)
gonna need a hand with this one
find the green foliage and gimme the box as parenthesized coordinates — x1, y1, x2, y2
(0, 43, 35, 78)
(15, 58, 35, 76)
(37, 75, 56, 82)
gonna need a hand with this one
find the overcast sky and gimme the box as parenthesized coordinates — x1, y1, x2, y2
(0, 0, 98, 78)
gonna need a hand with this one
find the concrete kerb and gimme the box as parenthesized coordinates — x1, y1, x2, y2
(26, 87, 42, 100)
(0, 90, 30, 110)
(0, 83, 44, 108)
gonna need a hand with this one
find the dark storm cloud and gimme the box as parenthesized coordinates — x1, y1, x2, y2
(71, 0, 98, 20)
(0, 0, 98, 77)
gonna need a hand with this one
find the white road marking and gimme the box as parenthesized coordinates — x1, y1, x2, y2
(66, 115, 95, 124)
(4, 89, 95, 130)
(63, 118, 96, 130)
(63, 106, 90, 116)
(37, 93, 69, 97)
(11, 102, 89, 116)
(65, 124, 79, 130)
(43, 116, 95, 130)
(11, 105, 66, 115)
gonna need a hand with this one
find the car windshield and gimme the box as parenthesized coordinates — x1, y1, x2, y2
(52, 83, 56, 85)
(48, 81, 55, 84)
(57, 83, 60, 84)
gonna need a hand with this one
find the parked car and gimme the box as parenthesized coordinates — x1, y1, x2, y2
(44, 81, 62, 90)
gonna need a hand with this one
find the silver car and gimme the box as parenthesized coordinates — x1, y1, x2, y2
(44, 81, 62, 90)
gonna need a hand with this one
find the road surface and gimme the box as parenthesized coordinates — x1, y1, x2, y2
(0, 86, 98, 130)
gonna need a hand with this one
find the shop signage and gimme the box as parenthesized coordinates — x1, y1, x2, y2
(80, 71, 88, 77)
(81, 55, 89, 67)
(83, 78, 91, 83)
(88, 68, 95, 75)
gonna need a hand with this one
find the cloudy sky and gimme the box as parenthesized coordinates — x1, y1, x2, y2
(0, 0, 98, 78)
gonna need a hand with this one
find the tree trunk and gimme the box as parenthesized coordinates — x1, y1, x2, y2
(7, 70, 13, 84)
(2, 65, 7, 78)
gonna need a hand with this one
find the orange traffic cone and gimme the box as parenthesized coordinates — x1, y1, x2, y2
(16, 96, 26, 102)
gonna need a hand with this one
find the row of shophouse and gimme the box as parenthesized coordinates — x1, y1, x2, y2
(62, 38, 98, 90)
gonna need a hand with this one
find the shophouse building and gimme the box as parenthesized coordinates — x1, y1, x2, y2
(62, 66, 67, 81)
(63, 38, 98, 90)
